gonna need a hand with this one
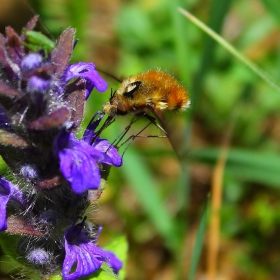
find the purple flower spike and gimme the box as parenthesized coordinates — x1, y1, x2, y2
(28, 75, 52, 93)
(62, 221, 122, 280)
(55, 130, 105, 194)
(84, 112, 123, 167)
(26, 248, 50, 266)
(0, 176, 27, 231)
(0, 17, 125, 278)
(21, 53, 43, 73)
(65, 62, 108, 99)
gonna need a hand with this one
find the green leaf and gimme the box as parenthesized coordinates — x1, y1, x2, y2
(49, 275, 62, 280)
(83, 236, 128, 280)
(0, 233, 24, 270)
(103, 236, 128, 280)
(0, 233, 46, 279)
(84, 264, 120, 280)
(0, 233, 21, 260)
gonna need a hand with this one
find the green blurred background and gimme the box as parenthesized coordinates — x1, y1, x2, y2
(1, 0, 280, 279)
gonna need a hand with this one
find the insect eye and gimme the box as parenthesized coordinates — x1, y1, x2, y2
(123, 81, 142, 98)
(116, 102, 128, 115)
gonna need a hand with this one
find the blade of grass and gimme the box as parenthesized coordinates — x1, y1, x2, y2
(261, 0, 280, 24)
(178, 8, 280, 92)
(169, 0, 191, 85)
(121, 148, 180, 251)
(207, 109, 235, 280)
(193, 148, 280, 172)
(188, 197, 209, 280)
(192, 0, 233, 108)
(192, 148, 280, 188)
(168, 0, 193, 235)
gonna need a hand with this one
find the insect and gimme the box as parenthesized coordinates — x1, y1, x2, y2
(100, 70, 191, 155)
(24, 29, 56, 55)
(103, 70, 191, 118)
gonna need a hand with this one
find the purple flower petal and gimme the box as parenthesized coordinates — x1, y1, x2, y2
(63, 240, 105, 280)
(56, 131, 105, 194)
(0, 180, 10, 231)
(62, 221, 122, 280)
(59, 148, 101, 194)
(92, 138, 122, 167)
(63, 222, 105, 280)
(104, 250, 123, 275)
(65, 62, 108, 99)
(0, 177, 27, 231)
(83, 112, 123, 167)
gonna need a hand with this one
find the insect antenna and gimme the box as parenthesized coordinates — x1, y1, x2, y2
(96, 69, 123, 83)
(90, 115, 116, 144)
(108, 115, 144, 150)
(21, 0, 55, 41)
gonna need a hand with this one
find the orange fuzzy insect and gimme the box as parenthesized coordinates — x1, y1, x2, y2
(103, 70, 190, 117)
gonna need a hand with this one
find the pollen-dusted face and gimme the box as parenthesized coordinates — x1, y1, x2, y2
(103, 70, 190, 117)
(102, 79, 142, 117)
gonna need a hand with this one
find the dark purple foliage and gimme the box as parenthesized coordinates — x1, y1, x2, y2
(0, 16, 123, 279)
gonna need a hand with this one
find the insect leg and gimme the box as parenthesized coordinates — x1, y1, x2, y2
(143, 114, 167, 135)
(109, 115, 144, 149)
(118, 118, 167, 157)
